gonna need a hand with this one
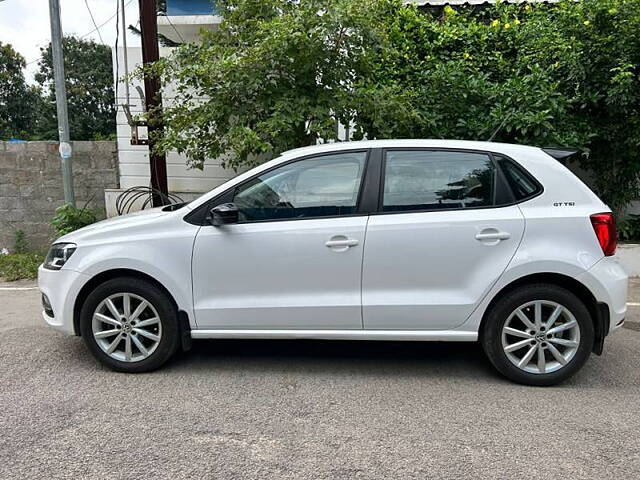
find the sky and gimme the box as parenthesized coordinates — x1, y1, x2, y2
(0, 0, 141, 83)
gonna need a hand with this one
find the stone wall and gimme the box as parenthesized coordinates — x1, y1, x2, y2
(0, 141, 119, 250)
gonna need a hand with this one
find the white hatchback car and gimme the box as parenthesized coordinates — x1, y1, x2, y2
(39, 140, 627, 385)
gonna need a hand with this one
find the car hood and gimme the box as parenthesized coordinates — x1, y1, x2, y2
(56, 207, 171, 245)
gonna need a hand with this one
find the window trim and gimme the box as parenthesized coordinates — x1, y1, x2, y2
(373, 147, 544, 216)
(184, 148, 374, 226)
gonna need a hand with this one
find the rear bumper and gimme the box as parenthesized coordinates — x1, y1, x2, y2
(577, 255, 628, 335)
(38, 265, 89, 335)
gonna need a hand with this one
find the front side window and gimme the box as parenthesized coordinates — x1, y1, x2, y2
(233, 151, 367, 222)
(382, 150, 496, 212)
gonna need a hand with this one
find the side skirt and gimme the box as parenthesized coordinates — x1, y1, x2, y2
(190, 329, 478, 341)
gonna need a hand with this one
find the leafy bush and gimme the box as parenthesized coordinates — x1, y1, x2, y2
(13, 229, 29, 254)
(152, 0, 640, 212)
(0, 253, 44, 281)
(618, 214, 640, 241)
(51, 203, 98, 237)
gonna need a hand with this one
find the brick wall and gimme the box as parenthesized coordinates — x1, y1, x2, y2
(0, 141, 119, 250)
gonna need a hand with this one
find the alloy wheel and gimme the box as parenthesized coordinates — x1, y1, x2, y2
(501, 300, 581, 374)
(91, 292, 162, 363)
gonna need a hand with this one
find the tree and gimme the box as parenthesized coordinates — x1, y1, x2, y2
(0, 42, 40, 140)
(35, 36, 116, 140)
(151, 0, 399, 170)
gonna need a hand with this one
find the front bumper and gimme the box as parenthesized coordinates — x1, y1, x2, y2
(577, 255, 628, 335)
(38, 265, 89, 335)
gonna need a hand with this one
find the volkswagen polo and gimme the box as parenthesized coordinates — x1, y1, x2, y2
(38, 140, 627, 385)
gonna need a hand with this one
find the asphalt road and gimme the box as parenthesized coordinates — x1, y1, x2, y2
(1, 283, 640, 479)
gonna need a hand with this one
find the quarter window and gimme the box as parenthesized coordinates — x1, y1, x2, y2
(496, 156, 542, 201)
(382, 150, 496, 212)
(232, 151, 367, 222)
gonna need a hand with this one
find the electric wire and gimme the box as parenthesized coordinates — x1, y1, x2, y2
(24, 0, 134, 66)
(84, 0, 105, 44)
(115, 187, 183, 215)
(159, 13, 185, 44)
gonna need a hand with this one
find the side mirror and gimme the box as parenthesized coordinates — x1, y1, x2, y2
(208, 203, 239, 226)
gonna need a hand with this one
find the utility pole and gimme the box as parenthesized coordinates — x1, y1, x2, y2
(48, 0, 75, 206)
(120, 0, 130, 108)
(138, 0, 168, 206)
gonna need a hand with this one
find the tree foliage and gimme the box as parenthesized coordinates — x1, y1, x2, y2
(152, 0, 394, 170)
(153, 0, 640, 210)
(35, 36, 116, 140)
(0, 42, 41, 139)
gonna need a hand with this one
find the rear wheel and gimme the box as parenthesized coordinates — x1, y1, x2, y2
(80, 277, 180, 372)
(481, 284, 594, 386)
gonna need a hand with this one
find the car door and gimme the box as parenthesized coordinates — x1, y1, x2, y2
(192, 150, 370, 330)
(362, 148, 525, 330)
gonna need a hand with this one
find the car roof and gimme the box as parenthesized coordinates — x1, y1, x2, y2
(280, 139, 543, 159)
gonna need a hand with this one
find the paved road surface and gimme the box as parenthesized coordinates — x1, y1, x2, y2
(1, 284, 639, 479)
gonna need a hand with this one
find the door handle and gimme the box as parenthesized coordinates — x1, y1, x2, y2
(475, 231, 511, 241)
(325, 237, 359, 249)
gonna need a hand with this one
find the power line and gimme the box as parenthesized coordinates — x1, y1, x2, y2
(79, 0, 134, 40)
(159, 13, 185, 44)
(24, 0, 134, 66)
(84, 0, 105, 44)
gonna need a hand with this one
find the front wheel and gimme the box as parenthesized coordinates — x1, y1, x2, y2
(80, 277, 180, 373)
(481, 284, 594, 386)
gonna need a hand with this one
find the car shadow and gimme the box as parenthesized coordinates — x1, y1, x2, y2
(167, 338, 501, 381)
(51, 331, 622, 387)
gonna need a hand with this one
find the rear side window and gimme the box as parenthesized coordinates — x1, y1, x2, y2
(382, 150, 496, 212)
(496, 156, 542, 201)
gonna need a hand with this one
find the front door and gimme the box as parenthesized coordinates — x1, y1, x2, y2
(192, 150, 370, 330)
(362, 149, 525, 330)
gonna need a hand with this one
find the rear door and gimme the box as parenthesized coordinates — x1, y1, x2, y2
(362, 148, 525, 330)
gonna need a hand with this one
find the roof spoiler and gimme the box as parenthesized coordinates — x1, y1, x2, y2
(542, 148, 580, 164)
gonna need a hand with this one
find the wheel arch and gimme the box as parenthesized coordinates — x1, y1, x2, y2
(72, 268, 184, 338)
(478, 272, 608, 355)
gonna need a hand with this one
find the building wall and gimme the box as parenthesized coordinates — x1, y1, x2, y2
(0, 141, 118, 250)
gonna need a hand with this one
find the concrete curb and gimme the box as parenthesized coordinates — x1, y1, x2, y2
(0, 279, 38, 290)
(617, 243, 640, 277)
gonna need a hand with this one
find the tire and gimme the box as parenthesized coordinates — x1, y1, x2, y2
(481, 284, 594, 386)
(80, 277, 180, 373)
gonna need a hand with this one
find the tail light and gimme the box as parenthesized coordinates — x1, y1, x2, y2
(590, 213, 617, 256)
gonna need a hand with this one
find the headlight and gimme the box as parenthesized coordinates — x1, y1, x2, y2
(44, 243, 77, 270)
